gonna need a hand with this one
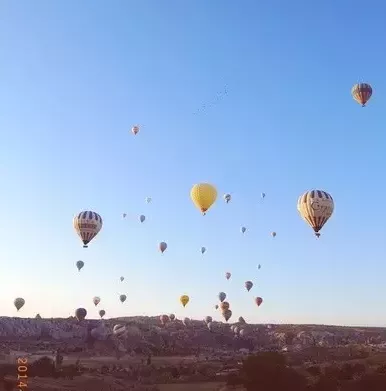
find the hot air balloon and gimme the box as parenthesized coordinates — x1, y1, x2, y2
(255, 297, 263, 307)
(241, 226, 247, 234)
(220, 301, 229, 311)
(73, 211, 103, 248)
(93, 296, 101, 306)
(113, 324, 128, 338)
(159, 242, 167, 253)
(169, 313, 175, 321)
(123, 213, 127, 218)
(297, 190, 334, 238)
(183, 317, 190, 326)
(145, 197, 152, 203)
(180, 295, 189, 307)
(218, 292, 226, 302)
(222, 309, 232, 322)
(225, 272, 231, 280)
(99, 310, 106, 318)
(190, 183, 217, 215)
(76, 260, 84, 271)
(351, 83, 372, 107)
(257, 264, 261, 270)
(224, 193, 231, 203)
(131, 125, 139, 135)
(201, 246, 206, 254)
(75, 308, 87, 321)
(120, 276, 124, 282)
(204, 316, 212, 324)
(160, 314, 169, 325)
(215, 304, 219, 310)
(14, 298, 25, 311)
(271, 232, 276, 238)
(139, 215, 146, 223)
(261, 192, 266, 199)
(245, 281, 253, 292)
(119, 294, 127, 303)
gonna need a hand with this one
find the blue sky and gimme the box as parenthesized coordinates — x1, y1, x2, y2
(0, 0, 385, 326)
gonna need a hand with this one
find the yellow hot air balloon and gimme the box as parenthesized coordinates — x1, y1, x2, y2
(190, 183, 217, 215)
(180, 295, 189, 307)
(297, 190, 334, 238)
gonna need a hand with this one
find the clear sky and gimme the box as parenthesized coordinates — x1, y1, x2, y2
(0, 0, 385, 326)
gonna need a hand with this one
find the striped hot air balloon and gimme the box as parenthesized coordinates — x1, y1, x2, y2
(73, 211, 103, 248)
(297, 190, 334, 238)
(351, 83, 372, 107)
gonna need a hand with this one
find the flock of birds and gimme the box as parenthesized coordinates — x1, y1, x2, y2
(11, 82, 372, 329)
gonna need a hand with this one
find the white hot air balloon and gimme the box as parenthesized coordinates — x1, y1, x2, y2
(73, 211, 103, 248)
(297, 190, 334, 238)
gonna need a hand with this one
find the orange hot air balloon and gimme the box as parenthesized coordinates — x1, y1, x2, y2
(255, 297, 263, 307)
(220, 301, 230, 311)
(351, 83, 372, 107)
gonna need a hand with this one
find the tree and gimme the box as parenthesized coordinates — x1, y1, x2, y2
(240, 352, 308, 391)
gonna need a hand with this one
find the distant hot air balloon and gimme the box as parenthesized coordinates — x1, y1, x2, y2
(113, 324, 128, 338)
(119, 294, 127, 303)
(76, 260, 84, 271)
(201, 246, 206, 254)
(271, 232, 276, 238)
(180, 295, 189, 307)
(99, 310, 106, 318)
(255, 297, 263, 307)
(169, 313, 175, 321)
(220, 301, 229, 311)
(139, 215, 146, 223)
(73, 211, 103, 248)
(145, 197, 152, 204)
(123, 213, 127, 218)
(120, 276, 124, 282)
(351, 83, 372, 107)
(218, 292, 226, 302)
(190, 183, 217, 215)
(131, 125, 139, 135)
(261, 192, 266, 199)
(222, 309, 232, 322)
(159, 241, 167, 253)
(160, 314, 169, 325)
(183, 317, 190, 326)
(224, 193, 231, 203)
(215, 304, 219, 310)
(257, 264, 261, 270)
(297, 190, 334, 238)
(204, 316, 212, 325)
(14, 298, 25, 311)
(241, 226, 247, 234)
(75, 308, 87, 321)
(245, 281, 253, 292)
(225, 272, 231, 280)
(93, 296, 101, 306)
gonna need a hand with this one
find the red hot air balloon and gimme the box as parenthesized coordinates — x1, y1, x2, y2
(255, 297, 263, 307)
